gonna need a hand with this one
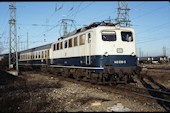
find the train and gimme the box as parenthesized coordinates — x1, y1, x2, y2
(137, 56, 169, 64)
(0, 21, 141, 84)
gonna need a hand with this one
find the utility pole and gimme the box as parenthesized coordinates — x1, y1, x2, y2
(139, 48, 141, 57)
(163, 46, 166, 56)
(27, 32, 28, 49)
(115, 1, 131, 27)
(62, 20, 68, 37)
(9, 2, 18, 75)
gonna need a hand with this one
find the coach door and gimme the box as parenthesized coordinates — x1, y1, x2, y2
(85, 32, 92, 65)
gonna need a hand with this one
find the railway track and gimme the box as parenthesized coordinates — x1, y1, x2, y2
(21, 71, 170, 111)
(48, 72, 170, 102)
(116, 84, 170, 102)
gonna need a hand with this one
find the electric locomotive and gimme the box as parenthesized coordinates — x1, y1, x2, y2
(50, 22, 140, 84)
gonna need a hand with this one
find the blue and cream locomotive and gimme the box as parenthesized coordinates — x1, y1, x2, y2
(50, 22, 139, 83)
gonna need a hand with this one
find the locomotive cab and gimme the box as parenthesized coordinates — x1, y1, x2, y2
(91, 25, 138, 83)
(96, 27, 136, 70)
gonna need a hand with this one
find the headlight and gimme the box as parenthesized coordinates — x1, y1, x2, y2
(131, 52, 135, 56)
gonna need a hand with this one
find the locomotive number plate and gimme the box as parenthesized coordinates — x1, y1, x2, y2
(114, 60, 126, 64)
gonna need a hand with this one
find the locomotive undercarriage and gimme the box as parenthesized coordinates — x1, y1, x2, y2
(43, 65, 137, 84)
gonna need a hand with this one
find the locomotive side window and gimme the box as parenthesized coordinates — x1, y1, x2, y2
(74, 37, 78, 46)
(88, 33, 91, 43)
(121, 32, 133, 42)
(55, 44, 57, 50)
(64, 40, 68, 48)
(57, 43, 59, 50)
(79, 34, 85, 45)
(69, 38, 73, 48)
(53, 44, 56, 51)
(102, 32, 116, 41)
(60, 42, 63, 49)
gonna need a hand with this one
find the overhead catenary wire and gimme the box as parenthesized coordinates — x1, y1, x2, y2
(137, 36, 170, 44)
(131, 4, 169, 21)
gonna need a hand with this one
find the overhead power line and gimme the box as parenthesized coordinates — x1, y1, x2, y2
(131, 4, 169, 21)
(17, 23, 56, 27)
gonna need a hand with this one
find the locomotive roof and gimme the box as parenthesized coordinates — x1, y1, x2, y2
(58, 21, 116, 40)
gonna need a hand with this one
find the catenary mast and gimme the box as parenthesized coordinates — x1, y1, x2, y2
(9, 2, 18, 74)
(115, 1, 131, 27)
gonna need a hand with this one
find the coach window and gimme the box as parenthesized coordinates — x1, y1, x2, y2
(34, 52, 36, 59)
(79, 34, 85, 45)
(28, 54, 29, 60)
(69, 38, 73, 48)
(24, 54, 26, 60)
(25, 54, 27, 60)
(34, 52, 35, 59)
(74, 37, 78, 46)
(38, 52, 40, 59)
(64, 40, 67, 48)
(102, 31, 116, 41)
(32, 53, 34, 60)
(42, 51, 44, 59)
(121, 32, 133, 42)
(28, 54, 30, 60)
(30, 54, 32, 60)
(47, 50, 50, 58)
(45, 50, 47, 58)
(25, 54, 28, 60)
(36, 52, 38, 59)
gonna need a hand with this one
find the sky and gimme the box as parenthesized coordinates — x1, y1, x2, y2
(0, 1, 170, 57)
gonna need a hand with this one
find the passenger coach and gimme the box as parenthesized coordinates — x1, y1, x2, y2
(18, 43, 52, 70)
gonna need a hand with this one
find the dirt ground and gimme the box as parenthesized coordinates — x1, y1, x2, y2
(0, 64, 169, 112)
